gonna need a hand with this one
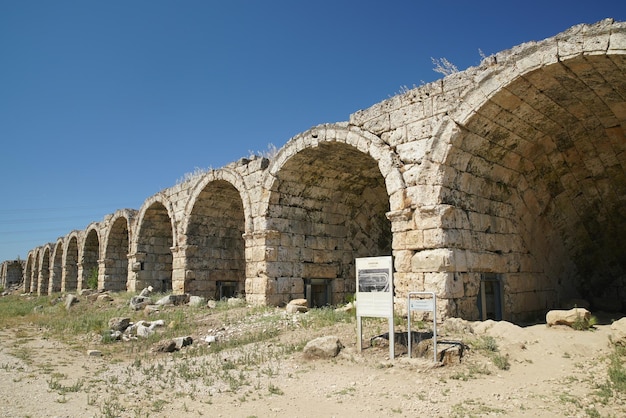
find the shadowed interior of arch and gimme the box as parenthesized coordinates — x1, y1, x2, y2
(269, 141, 392, 306)
(443, 54, 626, 319)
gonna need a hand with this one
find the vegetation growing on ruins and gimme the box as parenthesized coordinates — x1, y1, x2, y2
(175, 166, 211, 185)
(430, 57, 459, 76)
(86, 266, 99, 290)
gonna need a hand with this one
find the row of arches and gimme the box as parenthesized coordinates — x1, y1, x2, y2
(15, 20, 626, 322)
(23, 131, 399, 307)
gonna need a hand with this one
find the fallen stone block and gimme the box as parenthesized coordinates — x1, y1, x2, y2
(65, 294, 78, 310)
(129, 295, 151, 311)
(227, 297, 245, 307)
(96, 293, 114, 302)
(156, 293, 190, 306)
(136, 323, 154, 338)
(188, 295, 206, 307)
(286, 303, 308, 314)
(152, 340, 177, 353)
(610, 317, 626, 347)
(139, 286, 154, 297)
(108, 317, 131, 332)
(173, 336, 193, 350)
(546, 308, 591, 328)
(303, 335, 343, 359)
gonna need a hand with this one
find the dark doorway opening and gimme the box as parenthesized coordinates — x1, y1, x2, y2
(217, 281, 238, 300)
(478, 273, 503, 320)
(305, 278, 332, 307)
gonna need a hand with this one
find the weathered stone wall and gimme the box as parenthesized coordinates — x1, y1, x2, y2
(100, 209, 136, 292)
(13, 19, 626, 323)
(350, 18, 626, 321)
(0, 260, 24, 288)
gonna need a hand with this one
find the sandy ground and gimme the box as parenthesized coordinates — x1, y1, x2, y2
(1, 313, 625, 418)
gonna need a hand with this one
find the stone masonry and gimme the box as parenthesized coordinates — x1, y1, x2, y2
(10, 19, 626, 323)
(0, 260, 24, 289)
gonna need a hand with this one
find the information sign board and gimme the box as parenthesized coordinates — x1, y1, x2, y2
(356, 256, 394, 359)
(407, 292, 437, 363)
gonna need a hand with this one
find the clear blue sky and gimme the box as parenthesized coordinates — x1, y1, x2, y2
(1, 0, 625, 262)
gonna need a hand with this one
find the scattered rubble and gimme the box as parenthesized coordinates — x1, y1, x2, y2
(155, 294, 190, 306)
(64, 294, 78, 310)
(129, 295, 151, 311)
(108, 317, 131, 332)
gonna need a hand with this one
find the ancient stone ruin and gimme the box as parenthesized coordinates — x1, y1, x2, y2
(0, 259, 24, 290)
(7, 19, 626, 323)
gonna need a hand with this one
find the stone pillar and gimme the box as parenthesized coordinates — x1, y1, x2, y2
(126, 252, 146, 293)
(98, 258, 109, 291)
(37, 267, 48, 296)
(61, 265, 67, 293)
(387, 208, 420, 307)
(171, 245, 186, 295)
(77, 261, 85, 293)
(243, 230, 281, 305)
(29, 268, 37, 293)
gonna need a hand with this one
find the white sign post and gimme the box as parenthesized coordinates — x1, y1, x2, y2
(356, 256, 394, 359)
(407, 292, 437, 363)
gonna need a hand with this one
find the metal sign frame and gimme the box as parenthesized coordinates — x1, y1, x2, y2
(407, 291, 437, 363)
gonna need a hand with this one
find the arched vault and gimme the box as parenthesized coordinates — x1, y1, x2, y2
(428, 19, 626, 317)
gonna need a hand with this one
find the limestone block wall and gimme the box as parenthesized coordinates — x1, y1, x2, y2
(0, 260, 24, 288)
(62, 232, 80, 293)
(249, 124, 402, 306)
(10, 19, 626, 324)
(50, 239, 63, 294)
(350, 18, 626, 321)
(99, 209, 136, 291)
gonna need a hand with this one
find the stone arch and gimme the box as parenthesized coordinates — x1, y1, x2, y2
(50, 239, 63, 293)
(255, 124, 404, 306)
(38, 245, 52, 296)
(30, 248, 40, 293)
(431, 19, 626, 320)
(63, 232, 80, 292)
(102, 210, 135, 291)
(180, 169, 251, 299)
(81, 224, 100, 291)
(23, 251, 34, 293)
(131, 195, 177, 292)
(265, 124, 406, 208)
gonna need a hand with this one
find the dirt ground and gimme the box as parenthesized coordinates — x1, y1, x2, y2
(0, 308, 625, 418)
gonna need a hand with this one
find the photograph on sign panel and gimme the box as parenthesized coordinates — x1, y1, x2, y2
(358, 268, 390, 292)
